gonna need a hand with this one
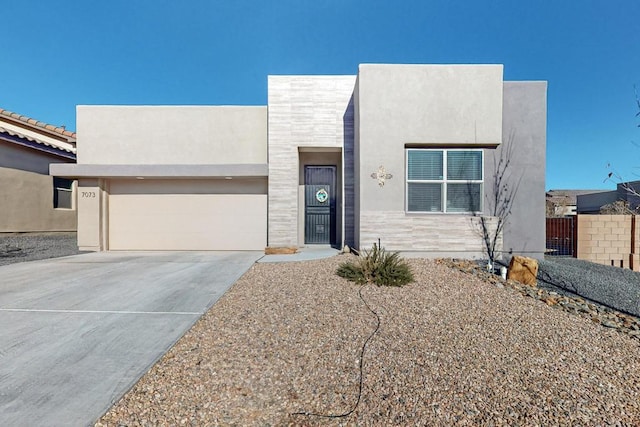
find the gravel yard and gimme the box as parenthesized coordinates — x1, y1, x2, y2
(538, 257, 640, 318)
(0, 232, 81, 266)
(96, 255, 640, 426)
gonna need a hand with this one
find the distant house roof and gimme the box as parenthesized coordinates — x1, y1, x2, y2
(546, 189, 610, 205)
(0, 108, 75, 139)
(0, 108, 76, 159)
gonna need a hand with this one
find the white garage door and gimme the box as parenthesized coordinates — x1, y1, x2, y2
(108, 180, 267, 250)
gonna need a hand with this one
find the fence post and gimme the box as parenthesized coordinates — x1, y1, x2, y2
(631, 215, 637, 271)
(572, 215, 578, 258)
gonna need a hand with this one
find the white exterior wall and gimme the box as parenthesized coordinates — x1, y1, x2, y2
(267, 75, 356, 247)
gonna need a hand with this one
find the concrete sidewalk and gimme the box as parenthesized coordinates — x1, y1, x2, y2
(0, 251, 261, 426)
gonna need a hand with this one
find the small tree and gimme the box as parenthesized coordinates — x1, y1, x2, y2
(546, 193, 573, 217)
(474, 134, 522, 264)
(599, 200, 635, 215)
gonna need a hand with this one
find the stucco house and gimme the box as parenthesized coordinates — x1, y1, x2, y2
(1, 108, 77, 232)
(546, 189, 610, 217)
(51, 64, 547, 259)
(577, 182, 640, 214)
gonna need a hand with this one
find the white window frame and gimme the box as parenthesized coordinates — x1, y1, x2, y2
(405, 148, 484, 213)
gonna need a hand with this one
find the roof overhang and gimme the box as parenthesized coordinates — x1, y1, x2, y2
(0, 127, 76, 160)
(49, 163, 269, 179)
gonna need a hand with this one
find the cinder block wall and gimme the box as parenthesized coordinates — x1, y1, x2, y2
(576, 214, 639, 270)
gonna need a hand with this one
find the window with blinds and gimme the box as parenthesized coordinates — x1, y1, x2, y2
(406, 149, 483, 213)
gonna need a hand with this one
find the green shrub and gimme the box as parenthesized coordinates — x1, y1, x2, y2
(336, 244, 414, 286)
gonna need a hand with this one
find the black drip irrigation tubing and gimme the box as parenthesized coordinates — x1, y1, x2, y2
(291, 284, 381, 420)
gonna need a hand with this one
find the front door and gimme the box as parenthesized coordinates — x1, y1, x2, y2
(304, 166, 336, 245)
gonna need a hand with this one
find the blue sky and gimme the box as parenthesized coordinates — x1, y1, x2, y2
(2, 1, 639, 190)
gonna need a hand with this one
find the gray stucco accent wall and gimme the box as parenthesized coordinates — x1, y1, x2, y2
(493, 81, 547, 259)
(353, 78, 361, 250)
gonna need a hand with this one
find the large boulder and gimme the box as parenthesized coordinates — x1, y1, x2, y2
(507, 256, 539, 286)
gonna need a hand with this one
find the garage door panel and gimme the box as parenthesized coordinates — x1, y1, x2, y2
(109, 193, 267, 250)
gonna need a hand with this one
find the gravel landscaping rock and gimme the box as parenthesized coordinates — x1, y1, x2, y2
(447, 259, 640, 341)
(96, 255, 640, 426)
(537, 257, 640, 318)
(0, 232, 82, 266)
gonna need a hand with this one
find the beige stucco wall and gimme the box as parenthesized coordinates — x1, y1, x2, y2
(268, 75, 356, 247)
(76, 106, 267, 165)
(356, 64, 504, 255)
(73, 106, 268, 251)
(76, 179, 106, 251)
(69, 65, 541, 256)
(0, 167, 76, 232)
(358, 64, 503, 148)
(0, 142, 71, 175)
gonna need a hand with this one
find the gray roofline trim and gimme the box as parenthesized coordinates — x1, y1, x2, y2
(49, 164, 269, 179)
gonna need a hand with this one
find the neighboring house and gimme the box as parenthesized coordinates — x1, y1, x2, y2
(51, 64, 547, 259)
(577, 181, 640, 214)
(546, 189, 609, 216)
(0, 108, 77, 232)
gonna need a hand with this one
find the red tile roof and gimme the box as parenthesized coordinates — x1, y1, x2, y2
(0, 108, 76, 141)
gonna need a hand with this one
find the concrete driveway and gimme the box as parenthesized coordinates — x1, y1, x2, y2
(0, 251, 262, 426)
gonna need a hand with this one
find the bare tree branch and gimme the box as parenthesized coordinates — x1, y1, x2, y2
(635, 85, 640, 126)
(473, 131, 522, 263)
(606, 90, 640, 202)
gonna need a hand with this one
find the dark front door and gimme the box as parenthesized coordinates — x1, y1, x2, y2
(305, 166, 336, 245)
